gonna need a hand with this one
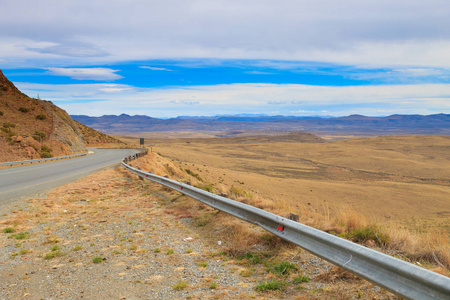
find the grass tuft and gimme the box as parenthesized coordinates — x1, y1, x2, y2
(2, 227, 14, 233)
(92, 256, 103, 264)
(271, 261, 298, 276)
(173, 280, 188, 291)
(255, 280, 287, 291)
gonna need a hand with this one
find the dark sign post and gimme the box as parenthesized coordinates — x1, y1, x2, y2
(140, 138, 144, 147)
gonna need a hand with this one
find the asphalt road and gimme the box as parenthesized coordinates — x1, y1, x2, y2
(0, 148, 139, 206)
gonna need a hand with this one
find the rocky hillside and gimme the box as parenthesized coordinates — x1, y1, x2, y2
(0, 70, 123, 162)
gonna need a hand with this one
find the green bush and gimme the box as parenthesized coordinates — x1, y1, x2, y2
(185, 169, 203, 181)
(41, 145, 52, 152)
(271, 261, 299, 276)
(9, 232, 30, 240)
(40, 151, 53, 158)
(2, 122, 15, 128)
(92, 256, 103, 263)
(19, 107, 30, 113)
(32, 130, 46, 141)
(1, 127, 16, 141)
(44, 250, 63, 259)
(173, 280, 188, 291)
(343, 225, 390, 246)
(2, 227, 14, 233)
(292, 274, 310, 284)
(36, 113, 46, 120)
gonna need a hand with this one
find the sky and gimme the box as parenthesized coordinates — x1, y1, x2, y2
(1, 0, 450, 118)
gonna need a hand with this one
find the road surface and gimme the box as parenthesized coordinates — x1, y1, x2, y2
(0, 148, 139, 206)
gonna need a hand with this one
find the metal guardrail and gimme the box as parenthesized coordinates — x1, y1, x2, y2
(0, 152, 88, 167)
(122, 152, 450, 300)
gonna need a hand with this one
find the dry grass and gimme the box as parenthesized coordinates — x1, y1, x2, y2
(133, 139, 450, 272)
(315, 266, 360, 283)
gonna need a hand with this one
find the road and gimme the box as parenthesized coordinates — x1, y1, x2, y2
(0, 148, 139, 206)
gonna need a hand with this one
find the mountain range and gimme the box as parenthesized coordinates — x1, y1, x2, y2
(71, 113, 450, 136)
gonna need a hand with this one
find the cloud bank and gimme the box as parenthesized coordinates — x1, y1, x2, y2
(1, 0, 450, 68)
(16, 82, 450, 118)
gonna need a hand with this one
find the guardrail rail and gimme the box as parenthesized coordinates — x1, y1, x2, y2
(122, 150, 450, 300)
(0, 152, 88, 167)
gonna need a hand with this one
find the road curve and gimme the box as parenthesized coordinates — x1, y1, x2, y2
(0, 148, 139, 206)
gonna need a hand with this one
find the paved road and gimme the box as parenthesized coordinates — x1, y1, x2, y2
(0, 148, 139, 206)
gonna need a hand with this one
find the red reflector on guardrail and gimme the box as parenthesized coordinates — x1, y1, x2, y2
(277, 226, 284, 231)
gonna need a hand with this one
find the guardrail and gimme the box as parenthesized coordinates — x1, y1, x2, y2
(0, 152, 88, 167)
(121, 152, 450, 300)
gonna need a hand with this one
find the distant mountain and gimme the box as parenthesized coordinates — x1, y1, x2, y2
(71, 113, 450, 135)
(0, 70, 122, 162)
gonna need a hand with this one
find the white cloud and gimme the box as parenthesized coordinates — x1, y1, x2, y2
(46, 68, 123, 81)
(140, 66, 172, 71)
(14, 82, 450, 118)
(1, 1, 450, 68)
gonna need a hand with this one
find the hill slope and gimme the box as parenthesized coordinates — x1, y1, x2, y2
(0, 70, 122, 162)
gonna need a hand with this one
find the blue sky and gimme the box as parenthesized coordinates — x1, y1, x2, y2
(1, 1, 450, 118)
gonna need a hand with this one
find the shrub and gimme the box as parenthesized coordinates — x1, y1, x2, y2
(1, 126, 16, 141)
(271, 261, 299, 276)
(2, 227, 14, 233)
(92, 256, 103, 263)
(230, 186, 252, 199)
(292, 274, 310, 284)
(19, 107, 30, 113)
(185, 169, 203, 181)
(0, 111, 3, 116)
(255, 280, 287, 291)
(198, 261, 208, 267)
(209, 282, 217, 289)
(2, 122, 15, 128)
(173, 280, 188, 291)
(40, 151, 53, 158)
(32, 130, 46, 141)
(195, 184, 214, 193)
(10, 232, 30, 240)
(36, 113, 46, 120)
(237, 252, 268, 265)
(44, 250, 63, 259)
(41, 145, 52, 152)
(343, 225, 390, 246)
(0, 84, 7, 91)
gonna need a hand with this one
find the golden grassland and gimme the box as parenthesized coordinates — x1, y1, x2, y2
(123, 133, 450, 272)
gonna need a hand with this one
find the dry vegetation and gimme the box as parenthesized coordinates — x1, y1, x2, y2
(127, 133, 450, 273)
(1, 132, 448, 298)
(0, 162, 397, 299)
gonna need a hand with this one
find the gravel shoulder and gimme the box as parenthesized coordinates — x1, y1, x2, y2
(0, 166, 396, 299)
